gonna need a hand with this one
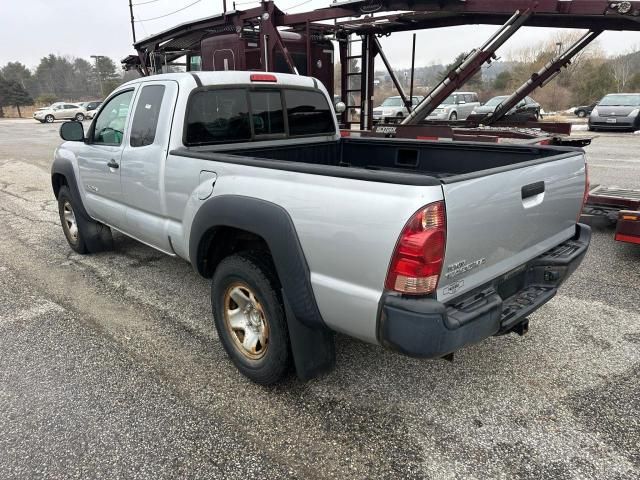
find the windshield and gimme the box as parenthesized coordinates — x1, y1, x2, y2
(599, 94, 640, 107)
(485, 96, 508, 107)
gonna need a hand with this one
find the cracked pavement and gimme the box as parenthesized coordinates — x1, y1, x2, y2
(0, 119, 638, 479)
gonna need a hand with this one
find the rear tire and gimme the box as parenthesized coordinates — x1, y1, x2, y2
(577, 110, 587, 118)
(211, 252, 291, 385)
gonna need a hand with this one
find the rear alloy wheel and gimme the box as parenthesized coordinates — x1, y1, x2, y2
(211, 253, 291, 385)
(224, 283, 270, 360)
(45, 115, 54, 123)
(74, 113, 85, 121)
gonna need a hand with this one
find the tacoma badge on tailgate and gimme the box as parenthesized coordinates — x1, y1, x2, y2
(445, 258, 487, 279)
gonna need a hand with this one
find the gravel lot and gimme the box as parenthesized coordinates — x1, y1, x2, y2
(0, 119, 638, 479)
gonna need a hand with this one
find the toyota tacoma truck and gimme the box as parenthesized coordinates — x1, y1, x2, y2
(51, 71, 591, 385)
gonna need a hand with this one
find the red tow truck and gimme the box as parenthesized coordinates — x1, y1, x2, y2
(583, 186, 640, 245)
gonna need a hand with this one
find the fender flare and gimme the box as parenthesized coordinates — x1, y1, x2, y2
(189, 194, 325, 330)
(51, 156, 91, 220)
(190, 195, 335, 380)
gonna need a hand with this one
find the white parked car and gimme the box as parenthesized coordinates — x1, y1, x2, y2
(427, 92, 481, 121)
(34, 102, 87, 123)
(373, 96, 423, 122)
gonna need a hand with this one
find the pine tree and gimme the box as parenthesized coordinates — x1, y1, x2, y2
(5, 80, 33, 117)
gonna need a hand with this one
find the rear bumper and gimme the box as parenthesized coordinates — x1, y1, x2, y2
(377, 224, 591, 358)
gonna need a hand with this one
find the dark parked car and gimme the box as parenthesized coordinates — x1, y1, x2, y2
(574, 102, 597, 118)
(81, 101, 103, 119)
(589, 93, 640, 131)
(471, 95, 541, 121)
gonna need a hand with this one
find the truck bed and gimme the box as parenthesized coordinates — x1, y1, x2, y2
(220, 137, 576, 182)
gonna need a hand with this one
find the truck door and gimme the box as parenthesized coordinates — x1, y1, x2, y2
(120, 80, 179, 253)
(76, 88, 136, 227)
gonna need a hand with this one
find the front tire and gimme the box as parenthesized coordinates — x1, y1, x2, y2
(449, 112, 458, 121)
(45, 115, 54, 123)
(57, 186, 88, 253)
(211, 252, 291, 385)
(74, 113, 85, 121)
(57, 185, 112, 254)
(577, 110, 587, 118)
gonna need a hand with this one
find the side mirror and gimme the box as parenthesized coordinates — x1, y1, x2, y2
(335, 101, 346, 114)
(60, 121, 85, 142)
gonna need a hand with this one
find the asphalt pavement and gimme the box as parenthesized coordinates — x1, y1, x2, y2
(0, 119, 638, 479)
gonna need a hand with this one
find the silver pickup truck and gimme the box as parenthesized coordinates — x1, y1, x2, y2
(52, 71, 591, 384)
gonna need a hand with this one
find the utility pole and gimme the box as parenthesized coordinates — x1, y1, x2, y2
(90, 55, 105, 97)
(129, 0, 137, 44)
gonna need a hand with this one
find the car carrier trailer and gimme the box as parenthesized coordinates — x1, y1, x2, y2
(122, 0, 640, 145)
(582, 186, 640, 245)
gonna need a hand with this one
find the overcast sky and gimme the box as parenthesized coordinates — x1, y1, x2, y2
(1, 0, 639, 70)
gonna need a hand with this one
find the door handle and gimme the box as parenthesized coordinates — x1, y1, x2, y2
(107, 159, 119, 169)
(521, 181, 545, 200)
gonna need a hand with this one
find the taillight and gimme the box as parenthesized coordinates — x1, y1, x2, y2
(250, 73, 277, 82)
(579, 161, 590, 221)
(385, 201, 446, 295)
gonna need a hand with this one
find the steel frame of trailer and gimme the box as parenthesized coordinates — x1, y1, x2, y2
(124, 1, 640, 136)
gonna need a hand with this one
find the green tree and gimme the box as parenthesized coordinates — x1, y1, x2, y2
(72, 58, 96, 98)
(0, 76, 8, 118)
(33, 54, 76, 98)
(439, 52, 483, 88)
(629, 72, 640, 91)
(572, 61, 615, 106)
(1, 62, 33, 91)
(94, 56, 120, 97)
(4, 80, 34, 117)
(493, 70, 513, 91)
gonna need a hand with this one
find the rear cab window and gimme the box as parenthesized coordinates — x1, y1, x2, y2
(184, 86, 335, 146)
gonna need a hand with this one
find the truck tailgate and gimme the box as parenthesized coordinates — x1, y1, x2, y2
(437, 152, 586, 302)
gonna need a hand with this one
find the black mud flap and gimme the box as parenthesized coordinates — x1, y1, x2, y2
(283, 292, 336, 381)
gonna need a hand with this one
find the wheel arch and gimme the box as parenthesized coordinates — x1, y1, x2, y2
(190, 195, 325, 330)
(191, 195, 335, 380)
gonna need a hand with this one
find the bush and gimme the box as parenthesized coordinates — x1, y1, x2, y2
(36, 93, 57, 106)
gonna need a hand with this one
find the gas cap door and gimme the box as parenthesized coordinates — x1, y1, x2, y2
(197, 170, 218, 200)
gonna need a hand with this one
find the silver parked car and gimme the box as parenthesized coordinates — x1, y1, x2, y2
(426, 92, 480, 121)
(34, 102, 86, 123)
(373, 96, 423, 122)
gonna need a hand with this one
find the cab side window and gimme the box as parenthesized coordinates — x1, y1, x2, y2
(130, 85, 166, 147)
(185, 89, 251, 145)
(93, 90, 135, 146)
